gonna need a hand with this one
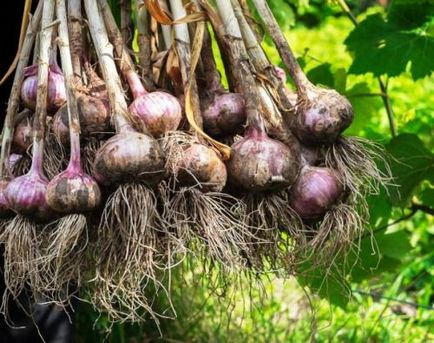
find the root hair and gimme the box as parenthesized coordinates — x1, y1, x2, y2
(12, 155, 31, 176)
(325, 136, 393, 199)
(166, 187, 252, 269)
(44, 129, 67, 179)
(82, 138, 105, 175)
(0, 216, 50, 313)
(160, 131, 200, 177)
(11, 130, 66, 179)
(91, 183, 173, 322)
(297, 202, 366, 272)
(242, 192, 303, 273)
(39, 214, 88, 302)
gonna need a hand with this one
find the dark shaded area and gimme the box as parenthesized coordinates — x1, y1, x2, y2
(0, 268, 76, 342)
(0, 2, 76, 342)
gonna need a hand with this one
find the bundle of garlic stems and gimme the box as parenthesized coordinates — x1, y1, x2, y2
(0, 0, 389, 323)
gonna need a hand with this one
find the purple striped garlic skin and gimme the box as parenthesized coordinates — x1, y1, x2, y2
(12, 110, 33, 154)
(202, 92, 246, 137)
(129, 91, 182, 138)
(227, 127, 300, 192)
(5, 172, 56, 221)
(0, 179, 13, 218)
(21, 64, 67, 114)
(289, 166, 343, 219)
(52, 93, 111, 144)
(46, 167, 101, 213)
(126, 70, 182, 138)
(92, 129, 166, 186)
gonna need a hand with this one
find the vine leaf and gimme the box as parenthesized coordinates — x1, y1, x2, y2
(267, 0, 295, 27)
(386, 133, 434, 207)
(375, 230, 412, 260)
(344, 82, 382, 135)
(367, 189, 392, 228)
(297, 262, 351, 308)
(420, 184, 434, 207)
(344, 2, 434, 80)
(348, 230, 411, 283)
(306, 62, 334, 88)
(296, 228, 413, 306)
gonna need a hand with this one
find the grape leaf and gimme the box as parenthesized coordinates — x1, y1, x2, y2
(388, 0, 434, 30)
(299, 226, 411, 304)
(420, 183, 434, 207)
(333, 67, 347, 94)
(367, 189, 392, 228)
(306, 63, 335, 88)
(375, 230, 412, 259)
(297, 263, 351, 308)
(350, 256, 401, 283)
(344, 82, 382, 135)
(385, 133, 434, 206)
(267, 0, 295, 27)
(344, 11, 434, 79)
(348, 230, 411, 282)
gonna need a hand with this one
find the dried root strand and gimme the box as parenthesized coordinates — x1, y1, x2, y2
(173, 256, 270, 328)
(11, 154, 31, 176)
(0, 218, 10, 234)
(89, 268, 173, 326)
(91, 183, 173, 322)
(325, 136, 393, 199)
(296, 202, 366, 272)
(44, 129, 67, 179)
(160, 132, 255, 268)
(157, 180, 189, 259)
(10, 129, 66, 178)
(159, 131, 201, 177)
(40, 214, 88, 301)
(82, 138, 105, 175)
(0, 216, 48, 305)
(98, 183, 172, 275)
(167, 187, 252, 268)
(242, 192, 303, 273)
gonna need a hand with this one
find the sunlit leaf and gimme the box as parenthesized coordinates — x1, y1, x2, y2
(344, 82, 382, 135)
(333, 67, 347, 93)
(344, 6, 434, 80)
(386, 133, 434, 206)
(367, 190, 392, 228)
(297, 263, 351, 308)
(348, 230, 411, 282)
(375, 229, 413, 259)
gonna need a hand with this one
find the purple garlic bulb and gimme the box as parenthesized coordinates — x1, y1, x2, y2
(289, 165, 343, 219)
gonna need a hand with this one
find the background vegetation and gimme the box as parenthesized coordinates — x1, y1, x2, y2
(76, 0, 434, 341)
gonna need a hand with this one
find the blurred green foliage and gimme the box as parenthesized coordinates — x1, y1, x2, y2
(76, 0, 434, 341)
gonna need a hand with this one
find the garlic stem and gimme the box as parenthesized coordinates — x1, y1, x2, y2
(84, 0, 130, 131)
(214, 0, 264, 134)
(251, 0, 310, 94)
(0, 2, 42, 177)
(168, 0, 203, 129)
(56, 0, 82, 169)
(31, 0, 56, 174)
(67, 0, 83, 82)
